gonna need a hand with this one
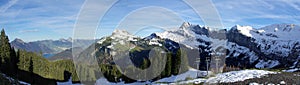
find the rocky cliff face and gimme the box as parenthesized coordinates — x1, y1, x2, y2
(155, 22, 300, 69)
(226, 24, 300, 69)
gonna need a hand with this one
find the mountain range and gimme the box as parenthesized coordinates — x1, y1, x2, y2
(78, 22, 300, 71)
(10, 22, 300, 70)
(156, 22, 300, 69)
(10, 38, 94, 55)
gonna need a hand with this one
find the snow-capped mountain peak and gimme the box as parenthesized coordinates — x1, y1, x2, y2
(261, 24, 300, 32)
(231, 25, 253, 37)
(180, 22, 191, 29)
(99, 29, 139, 46)
(155, 22, 226, 49)
(250, 24, 300, 41)
(155, 22, 202, 49)
(144, 33, 160, 40)
(111, 29, 136, 40)
(112, 29, 132, 36)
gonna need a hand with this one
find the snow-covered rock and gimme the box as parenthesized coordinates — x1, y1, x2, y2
(280, 81, 286, 84)
(232, 25, 253, 37)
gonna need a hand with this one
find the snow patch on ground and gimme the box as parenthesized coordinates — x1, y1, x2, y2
(96, 78, 152, 85)
(156, 69, 277, 84)
(205, 70, 277, 83)
(249, 82, 263, 85)
(249, 81, 286, 85)
(155, 68, 211, 83)
(94, 69, 276, 85)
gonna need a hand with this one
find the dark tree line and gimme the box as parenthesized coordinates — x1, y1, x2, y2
(99, 47, 188, 83)
(0, 29, 80, 84)
(0, 29, 19, 77)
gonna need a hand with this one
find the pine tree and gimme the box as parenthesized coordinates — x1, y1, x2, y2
(0, 29, 16, 73)
(164, 53, 172, 77)
(10, 48, 18, 75)
(0, 29, 2, 62)
(172, 50, 181, 75)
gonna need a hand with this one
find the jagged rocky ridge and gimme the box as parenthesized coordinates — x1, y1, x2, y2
(79, 22, 299, 73)
(156, 22, 300, 69)
(77, 30, 186, 65)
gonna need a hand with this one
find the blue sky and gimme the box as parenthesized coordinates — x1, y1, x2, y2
(0, 0, 299, 42)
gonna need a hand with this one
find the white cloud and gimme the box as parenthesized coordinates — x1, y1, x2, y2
(0, 0, 19, 13)
(0, 0, 85, 41)
(280, 0, 300, 11)
(116, 6, 183, 34)
(19, 29, 38, 33)
(74, 0, 118, 39)
(212, 0, 300, 28)
(1, 0, 300, 41)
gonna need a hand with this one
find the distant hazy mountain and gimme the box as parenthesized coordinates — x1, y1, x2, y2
(11, 38, 95, 54)
(48, 47, 83, 61)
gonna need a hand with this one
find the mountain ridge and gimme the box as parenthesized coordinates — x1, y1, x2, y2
(128, 22, 299, 69)
(11, 38, 95, 55)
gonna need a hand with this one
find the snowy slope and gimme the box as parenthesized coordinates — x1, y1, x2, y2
(233, 24, 300, 41)
(155, 22, 300, 69)
(155, 22, 225, 49)
(155, 22, 202, 49)
(228, 24, 300, 68)
(155, 68, 211, 83)
(205, 70, 277, 83)
(155, 69, 276, 84)
(94, 69, 276, 84)
(232, 24, 300, 56)
(248, 24, 300, 57)
(228, 23, 300, 69)
(258, 24, 300, 41)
